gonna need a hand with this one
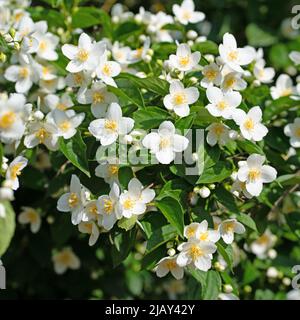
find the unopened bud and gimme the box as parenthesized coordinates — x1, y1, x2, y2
(187, 30, 198, 40)
(224, 284, 233, 293)
(167, 248, 176, 257)
(143, 54, 152, 63)
(198, 186, 211, 198)
(0, 52, 7, 63)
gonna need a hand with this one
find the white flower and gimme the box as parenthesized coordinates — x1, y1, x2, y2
(253, 59, 275, 84)
(95, 55, 121, 87)
(250, 229, 276, 259)
(47, 109, 85, 139)
(65, 71, 91, 89)
(219, 33, 254, 72)
(142, 121, 189, 164)
(77, 81, 118, 118)
(219, 219, 245, 244)
(232, 106, 268, 141)
(289, 51, 300, 65)
(24, 121, 59, 151)
(15, 16, 35, 39)
(32, 21, 59, 61)
(184, 220, 220, 243)
(62, 33, 106, 73)
(163, 80, 199, 117)
(231, 176, 252, 199)
(95, 157, 120, 186)
(206, 86, 242, 119)
(206, 122, 230, 146)
(119, 178, 155, 219)
(88, 102, 134, 146)
(18, 207, 41, 233)
(82, 200, 100, 222)
(218, 293, 239, 300)
(172, 0, 205, 25)
(128, 37, 151, 64)
(78, 221, 100, 246)
(0, 93, 31, 143)
(176, 238, 217, 271)
(270, 74, 296, 99)
(97, 183, 122, 230)
(221, 72, 247, 91)
(112, 41, 131, 65)
(4, 60, 39, 93)
(287, 289, 300, 300)
(6, 156, 28, 190)
(169, 43, 200, 72)
(52, 247, 80, 275)
(237, 154, 277, 196)
(201, 63, 222, 88)
(44, 93, 74, 111)
(284, 118, 300, 148)
(155, 256, 184, 280)
(57, 175, 87, 225)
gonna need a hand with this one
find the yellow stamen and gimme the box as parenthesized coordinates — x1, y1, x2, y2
(93, 92, 105, 103)
(68, 192, 79, 208)
(248, 169, 261, 182)
(199, 231, 209, 241)
(108, 165, 119, 176)
(227, 50, 238, 62)
(173, 93, 187, 105)
(159, 137, 171, 149)
(59, 121, 71, 132)
(244, 118, 254, 130)
(19, 67, 29, 78)
(224, 222, 235, 233)
(103, 199, 113, 214)
(35, 128, 49, 143)
(0, 111, 16, 129)
(204, 69, 217, 81)
(165, 260, 177, 270)
(102, 63, 112, 76)
(77, 49, 89, 62)
(123, 198, 134, 210)
(10, 163, 23, 179)
(179, 56, 190, 67)
(217, 100, 228, 110)
(39, 41, 47, 52)
(213, 124, 225, 136)
(104, 120, 117, 131)
(189, 245, 203, 261)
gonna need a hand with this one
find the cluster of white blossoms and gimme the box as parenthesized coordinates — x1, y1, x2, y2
(57, 174, 155, 246)
(0, 0, 294, 283)
(156, 219, 245, 279)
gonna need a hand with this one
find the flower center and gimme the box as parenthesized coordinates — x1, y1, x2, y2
(88, 204, 99, 218)
(103, 199, 113, 215)
(204, 69, 217, 81)
(281, 88, 292, 96)
(135, 48, 143, 59)
(213, 124, 225, 136)
(217, 100, 228, 110)
(102, 63, 112, 76)
(178, 55, 190, 67)
(123, 198, 134, 210)
(165, 260, 177, 270)
(11, 163, 23, 179)
(189, 245, 203, 261)
(74, 73, 83, 85)
(108, 165, 119, 176)
(93, 92, 105, 103)
(257, 234, 269, 245)
(224, 77, 236, 89)
(57, 103, 67, 110)
(186, 226, 196, 238)
(199, 231, 209, 241)
(224, 222, 235, 233)
(244, 118, 254, 130)
(0, 111, 16, 129)
(57, 252, 72, 265)
(159, 137, 171, 149)
(295, 127, 300, 138)
(227, 50, 238, 62)
(39, 41, 47, 52)
(104, 120, 117, 131)
(27, 210, 38, 223)
(19, 67, 29, 78)
(59, 120, 71, 132)
(248, 168, 261, 182)
(77, 49, 89, 62)
(173, 92, 187, 105)
(182, 10, 191, 20)
(35, 127, 49, 143)
(68, 192, 79, 208)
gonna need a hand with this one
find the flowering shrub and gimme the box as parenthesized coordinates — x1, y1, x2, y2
(0, 0, 300, 300)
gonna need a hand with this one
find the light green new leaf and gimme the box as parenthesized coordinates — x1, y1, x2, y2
(237, 213, 258, 232)
(0, 201, 16, 257)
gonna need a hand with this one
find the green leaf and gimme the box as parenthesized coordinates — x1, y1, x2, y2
(237, 213, 257, 232)
(109, 79, 145, 108)
(0, 201, 16, 257)
(197, 161, 232, 184)
(118, 166, 134, 191)
(263, 96, 300, 121)
(202, 270, 222, 300)
(156, 197, 185, 237)
(243, 261, 260, 285)
(114, 22, 141, 40)
(214, 185, 239, 214)
(142, 246, 166, 270)
(146, 224, 177, 252)
(58, 132, 90, 177)
(133, 106, 170, 130)
(111, 228, 137, 267)
(118, 73, 169, 96)
(237, 139, 264, 155)
(118, 216, 137, 231)
(175, 113, 196, 132)
(276, 173, 300, 186)
(269, 44, 290, 70)
(286, 212, 300, 239)
(189, 268, 207, 289)
(246, 23, 277, 47)
(192, 41, 219, 55)
(217, 243, 233, 271)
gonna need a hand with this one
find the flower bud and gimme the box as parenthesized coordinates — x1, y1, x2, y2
(224, 284, 233, 293)
(33, 110, 44, 120)
(0, 52, 7, 63)
(143, 54, 152, 63)
(267, 267, 278, 278)
(187, 30, 198, 40)
(198, 186, 211, 198)
(167, 248, 176, 257)
(0, 187, 14, 201)
(267, 249, 277, 259)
